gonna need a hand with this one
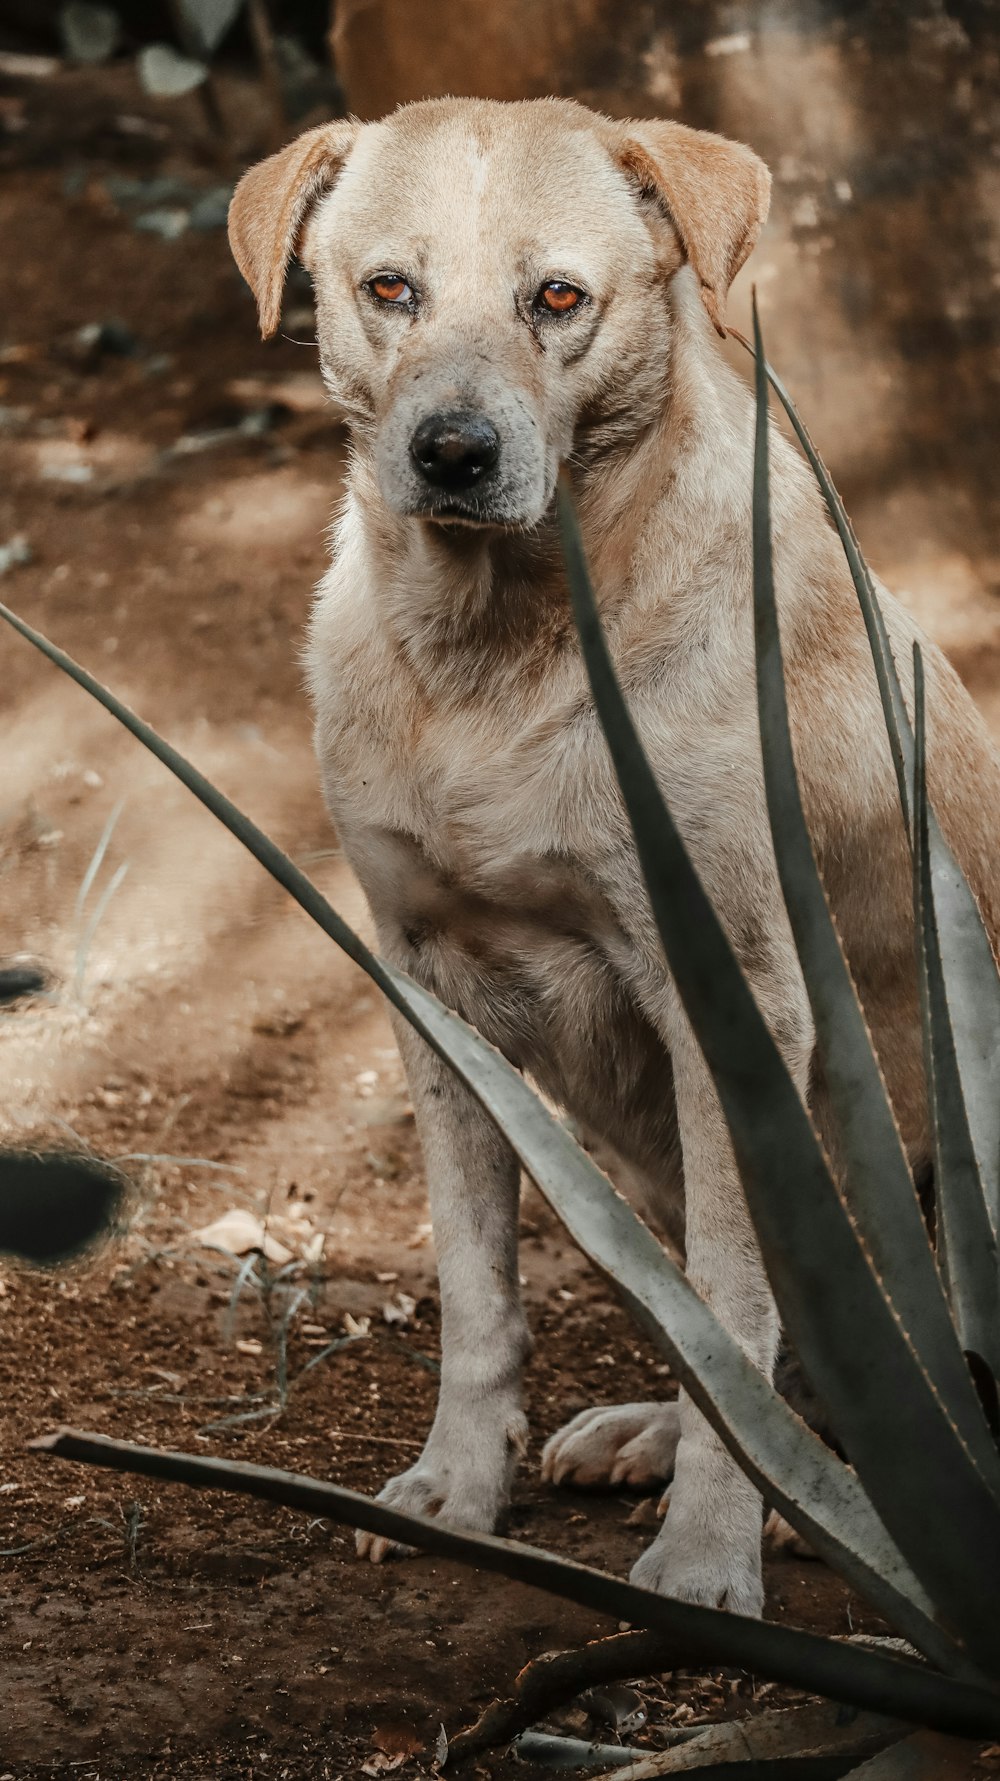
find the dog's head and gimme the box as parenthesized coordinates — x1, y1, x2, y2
(228, 99, 769, 530)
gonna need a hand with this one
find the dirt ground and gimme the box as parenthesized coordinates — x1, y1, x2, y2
(0, 60, 997, 1781)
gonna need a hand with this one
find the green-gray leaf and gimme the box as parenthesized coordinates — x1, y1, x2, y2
(556, 477, 1000, 1675)
(176, 0, 246, 56)
(912, 643, 1000, 1378)
(31, 1427, 1000, 1743)
(758, 352, 1000, 1254)
(749, 295, 997, 1460)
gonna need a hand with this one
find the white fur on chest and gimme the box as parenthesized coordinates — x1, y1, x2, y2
(310, 557, 598, 876)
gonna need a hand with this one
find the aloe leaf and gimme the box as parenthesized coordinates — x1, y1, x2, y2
(749, 295, 997, 1457)
(912, 644, 1000, 1379)
(757, 352, 1000, 1252)
(556, 484, 1000, 1673)
(0, 597, 962, 1670)
(745, 350, 912, 832)
(176, 0, 245, 55)
(839, 1729, 977, 1777)
(510, 1730, 645, 1767)
(919, 812, 1000, 1255)
(30, 1428, 1000, 1740)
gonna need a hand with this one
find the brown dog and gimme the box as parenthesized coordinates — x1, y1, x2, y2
(228, 98, 1000, 1614)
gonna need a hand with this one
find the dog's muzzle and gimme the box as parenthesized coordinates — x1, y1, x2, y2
(409, 409, 500, 505)
(377, 381, 547, 528)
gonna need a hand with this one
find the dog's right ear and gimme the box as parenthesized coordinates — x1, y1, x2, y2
(228, 119, 359, 339)
(612, 119, 770, 337)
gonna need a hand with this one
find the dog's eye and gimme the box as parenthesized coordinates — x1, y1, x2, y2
(537, 281, 584, 314)
(368, 275, 413, 305)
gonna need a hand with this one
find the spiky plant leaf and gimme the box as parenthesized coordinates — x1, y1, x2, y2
(839, 1728, 976, 1777)
(31, 1428, 1000, 1740)
(757, 353, 1000, 1258)
(556, 480, 1000, 1673)
(912, 643, 1000, 1380)
(176, 0, 245, 55)
(0, 595, 963, 1671)
(748, 294, 997, 1458)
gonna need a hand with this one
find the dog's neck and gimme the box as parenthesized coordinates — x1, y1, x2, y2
(347, 307, 755, 700)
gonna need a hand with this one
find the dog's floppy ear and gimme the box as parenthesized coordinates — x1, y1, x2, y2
(228, 119, 359, 339)
(614, 120, 770, 336)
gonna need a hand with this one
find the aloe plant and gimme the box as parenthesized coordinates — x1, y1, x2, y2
(8, 299, 1000, 1768)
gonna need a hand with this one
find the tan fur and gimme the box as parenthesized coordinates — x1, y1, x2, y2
(228, 118, 359, 339)
(229, 98, 1000, 1614)
(613, 120, 771, 334)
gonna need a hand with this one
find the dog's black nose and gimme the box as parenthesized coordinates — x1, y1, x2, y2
(409, 411, 500, 491)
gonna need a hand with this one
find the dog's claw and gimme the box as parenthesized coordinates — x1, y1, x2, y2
(355, 1412, 525, 1563)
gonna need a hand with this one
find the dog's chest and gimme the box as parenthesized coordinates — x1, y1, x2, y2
(326, 674, 622, 954)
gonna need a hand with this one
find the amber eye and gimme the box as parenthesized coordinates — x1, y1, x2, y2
(538, 281, 584, 314)
(368, 274, 413, 305)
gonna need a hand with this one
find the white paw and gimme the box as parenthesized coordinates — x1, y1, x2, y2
(764, 1508, 816, 1561)
(356, 1410, 527, 1564)
(629, 1521, 764, 1618)
(627, 1428, 765, 1617)
(541, 1402, 681, 1491)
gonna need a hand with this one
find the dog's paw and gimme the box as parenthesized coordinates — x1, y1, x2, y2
(764, 1508, 816, 1561)
(356, 1411, 527, 1564)
(629, 1524, 764, 1618)
(541, 1401, 681, 1490)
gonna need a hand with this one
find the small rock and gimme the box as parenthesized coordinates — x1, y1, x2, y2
(133, 208, 189, 242)
(53, 319, 138, 372)
(0, 51, 59, 78)
(382, 1292, 417, 1327)
(42, 463, 92, 483)
(0, 534, 31, 574)
(580, 1683, 647, 1734)
(705, 31, 751, 55)
(103, 174, 191, 207)
(188, 185, 233, 231)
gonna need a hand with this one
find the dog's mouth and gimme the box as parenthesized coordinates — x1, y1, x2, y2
(425, 506, 501, 529)
(414, 497, 518, 532)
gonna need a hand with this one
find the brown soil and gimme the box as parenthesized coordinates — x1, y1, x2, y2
(0, 61, 996, 1781)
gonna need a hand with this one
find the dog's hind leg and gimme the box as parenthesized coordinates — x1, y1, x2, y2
(356, 1012, 531, 1562)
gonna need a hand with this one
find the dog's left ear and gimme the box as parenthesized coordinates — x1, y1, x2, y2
(614, 120, 771, 336)
(228, 118, 360, 339)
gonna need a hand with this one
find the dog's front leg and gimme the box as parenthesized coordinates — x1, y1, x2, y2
(629, 992, 797, 1617)
(356, 1013, 530, 1562)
